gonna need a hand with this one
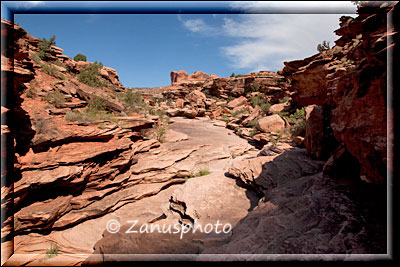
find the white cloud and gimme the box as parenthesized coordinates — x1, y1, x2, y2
(178, 16, 214, 33)
(220, 14, 351, 71)
(177, 2, 358, 72)
(228, 1, 357, 13)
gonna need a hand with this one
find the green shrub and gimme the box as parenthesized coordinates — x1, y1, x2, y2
(185, 166, 211, 180)
(124, 89, 146, 107)
(31, 53, 41, 64)
(73, 53, 87, 62)
(250, 93, 265, 107)
(66, 95, 117, 123)
(232, 109, 247, 117)
(38, 35, 56, 61)
(197, 167, 210, 176)
(220, 114, 231, 123)
(250, 128, 258, 137)
(42, 89, 65, 108)
(260, 102, 271, 114)
(51, 60, 65, 67)
(248, 118, 258, 128)
(45, 243, 59, 259)
(156, 124, 168, 143)
(279, 96, 290, 103)
(317, 40, 330, 53)
(78, 62, 107, 87)
(250, 93, 271, 114)
(290, 119, 306, 137)
(66, 109, 116, 123)
(279, 108, 306, 137)
(26, 80, 39, 98)
(230, 73, 235, 77)
(250, 81, 260, 92)
(287, 108, 305, 124)
(87, 95, 107, 112)
(25, 87, 37, 98)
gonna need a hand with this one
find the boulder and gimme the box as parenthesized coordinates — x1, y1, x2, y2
(226, 96, 247, 109)
(252, 133, 271, 144)
(186, 90, 206, 105)
(166, 109, 181, 117)
(182, 108, 198, 119)
(242, 107, 261, 127)
(269, 102, 290, 114)
(256, 114, 285, 133)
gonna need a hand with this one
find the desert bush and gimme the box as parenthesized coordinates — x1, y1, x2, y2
(38, 35, 56, 61)
(42, 89, 65, 108)
(317, 40, 330, 53)
(184, 166, 211, 180)
(248, 118, 258, 128)
(232, 109, 247, 117)
(290, 119, 306, 137)
(51, 60, 65, 67)
(220, 114, 231, 123)
(45, 243, 59, 259)
(250, 128, 258, 138)
(25, 87, 37, 98)
(250, 93, 271, 114)
(279, 96, 290, 103)
(73, 53, 87, 62)
(66, 109, 116, 123)
(156, 124, 168, 143)
(78, 62, 108, 87)
(66, 95, 116, 123)
(280, 108, 306, 137)
(250, 81, 260, 92)
(197, 167, 210, 176)
(31, 53, 41, 64)
(40, 63, 64, 79)
(26, 80, 39, 98)
(124, 89, 145, 107)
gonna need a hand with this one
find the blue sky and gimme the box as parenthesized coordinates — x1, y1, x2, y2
(7, 1, 357, 87)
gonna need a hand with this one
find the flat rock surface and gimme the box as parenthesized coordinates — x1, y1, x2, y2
(10, 117, 257, 265)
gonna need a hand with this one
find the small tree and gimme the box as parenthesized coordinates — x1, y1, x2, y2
(78, 61, 107, 87)
(73, 53, 87, 62)
(317, 40, 330, 53)
(38, 35, 56, 61)
(230, 73, 235, 77)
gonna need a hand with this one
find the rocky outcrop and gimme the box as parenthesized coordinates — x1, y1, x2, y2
(280, 2, 398, 183)
(1, 18, 168, 265)
(203, 71, 289, 101)
(170, 70, 209, 85)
